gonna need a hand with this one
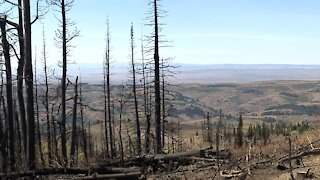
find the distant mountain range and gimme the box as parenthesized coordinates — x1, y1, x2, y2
(67, 63, 320, 84)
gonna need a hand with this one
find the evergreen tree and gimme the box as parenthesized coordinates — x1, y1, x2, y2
(235, 114, 243, 148)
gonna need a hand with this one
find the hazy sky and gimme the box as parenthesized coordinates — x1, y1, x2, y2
(8, 1, 320, 65)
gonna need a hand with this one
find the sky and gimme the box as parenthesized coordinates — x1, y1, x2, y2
(4, 0, 320, 65)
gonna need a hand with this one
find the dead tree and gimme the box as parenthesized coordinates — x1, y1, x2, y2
(79, 77, 88, 163)
(41, 26, 52, 166)
(117, 85, 126, 166)
(105, 18, 114, 157)
(129, 23, 141, 155)
(0, 17, 16, 172)
(288, 136, 294, 179)
(23, 0, 36, 170)
(70, 76, 78, 166)
(0, 59, 6, 172)
(140, 29, 151, 153)
(103, 56, 109, 157)
(51, 0, 80, 166)
(17, 0, 27, 159)
(216, 109, 222, 167)
(153, 0, 162, 154)
(206, 112, 212, 143)
(34, 48, 45, 166)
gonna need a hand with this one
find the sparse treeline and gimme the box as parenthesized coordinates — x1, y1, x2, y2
(0, 0, 179, 174)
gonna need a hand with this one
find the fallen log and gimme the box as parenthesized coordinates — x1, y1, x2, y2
(278, 149, 320, 164)
(0, 167, 140, 178)
(74, 172, 142, 180)
(102, 147, 215, 167)
(153, 147, 213, 161)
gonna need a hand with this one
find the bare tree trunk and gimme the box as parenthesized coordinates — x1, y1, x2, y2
(17, 0, 27, 160)
(88, 122, 93, 157)
(51, 104, 59, 163)
(288, 136, 294, 180)
(70, 76, 78, 166)
(105, 19, 114, 157)
(79, 78, 88, 163)
(35, 52, 45, 166)
(103, 61, 109, 157)
(141, 33, 150, 153)
(0, 18, 16, 172)
(118, 85, 125, 166)
(130, 24, 141, 155)
(0, 89, 8, 172)
(207, 112, 212, 143)
(60, 0, 68, 166)
(153, 0, 162, 154)
(23, 0, 36, 170)
(42, 27, 52, 166)
(216, 110, 222, 167)
(14, 100, 22, 169)
(161, 59, 165, 149)
(0, 70, 5, 172)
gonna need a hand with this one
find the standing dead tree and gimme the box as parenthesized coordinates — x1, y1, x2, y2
(50, 0, 80, 166)
(79, 77, 88, 163)
(34, 48, 45, 166)
(0, 16, 15, 172)
(153, 0, 162, 154)
(129, 23, 142, 155)
(41, 26, 52, 166)
(70, 76, 78, 166)
(104, 18, 114, 157)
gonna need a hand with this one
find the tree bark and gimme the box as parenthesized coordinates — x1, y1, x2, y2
(23, 0, 36, 170)
(0, 17, 16, 172)
(153, 0, 162, 154)
(70, 76, 78, 166)
(103, 60, 109, 157)
(17, 0, 27, 160)
(60, 0, 68, 166)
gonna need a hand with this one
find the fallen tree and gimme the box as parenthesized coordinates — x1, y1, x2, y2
(0, 167, 141, 179)
(278, 148, 320, 165)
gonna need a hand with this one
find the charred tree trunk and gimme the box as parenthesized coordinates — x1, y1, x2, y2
(79, 78, 88, 163)
(35, 51, 45, 166)
(17, 0, 27, 160)
(0, 18, 15, 172)
(42, 27, 52, 166)
(14, 100, 22, 169)
(60, 0, 68, 166)
(103, 61, 109, 157)
(141, 32, 150, 153)
(0, 69, 4, 172)
(23, 0, 36, 170)
(130, 24, 141, 155)
(153, 0, 162, 154)
(70, 76, 78, 166)
(105, 19, 114, 157)
(118, 85, 125, 166)
(51, 104, 59, 163)
(161, 59, 165, 148)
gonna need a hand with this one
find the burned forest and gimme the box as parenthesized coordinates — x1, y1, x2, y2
(1, 0, 320, 179)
